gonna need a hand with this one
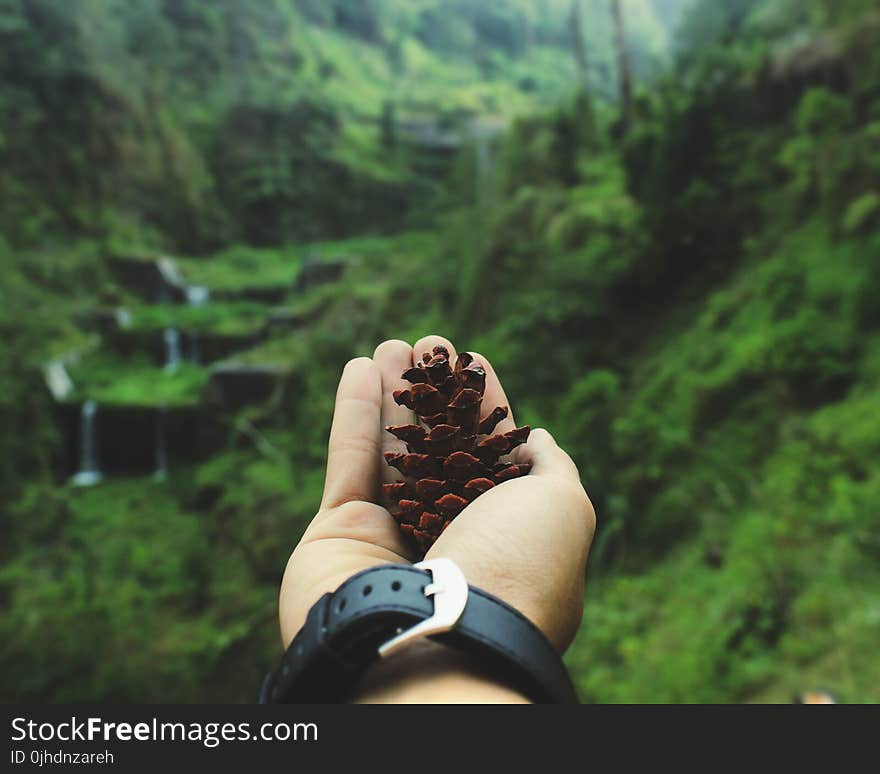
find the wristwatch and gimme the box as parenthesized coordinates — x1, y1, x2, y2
(260, 558, 579, 704)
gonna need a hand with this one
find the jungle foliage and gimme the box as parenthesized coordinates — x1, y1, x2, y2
(1, 0, 878, 702)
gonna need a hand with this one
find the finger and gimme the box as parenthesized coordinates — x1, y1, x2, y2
(468, 351, 517, 435)
(511, 427, 582, 484)
(373, 339, 414, 484)
(412, 334, 458, 370)
(320, 357, 383, 509)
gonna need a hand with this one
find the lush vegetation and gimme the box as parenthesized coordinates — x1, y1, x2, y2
(1, 0, 878, 702)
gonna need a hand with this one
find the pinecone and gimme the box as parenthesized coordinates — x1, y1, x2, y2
(383, 346, 531, 556)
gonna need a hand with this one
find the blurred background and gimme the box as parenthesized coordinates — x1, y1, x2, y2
(1, 0, 878, 703)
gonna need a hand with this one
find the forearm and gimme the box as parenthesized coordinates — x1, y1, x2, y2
(348, 640, 531, 704)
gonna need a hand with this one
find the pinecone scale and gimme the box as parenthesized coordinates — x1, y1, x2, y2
(383, 346, 531, 556)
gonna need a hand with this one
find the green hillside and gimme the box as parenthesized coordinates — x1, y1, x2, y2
(1, 0, 878, 702)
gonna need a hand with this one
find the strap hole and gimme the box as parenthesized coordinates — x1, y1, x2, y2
(391, 581, 401, 591)
(362, 585, 373, 597)
(338, 598, 347, 612)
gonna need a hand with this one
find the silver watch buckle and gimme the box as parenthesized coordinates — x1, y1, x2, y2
(377, 557, 468, 659)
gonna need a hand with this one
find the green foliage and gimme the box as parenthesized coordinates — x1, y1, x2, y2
(128, 301, 269, 336)
(2, 0, 880, 704)
(0, 238, 101, 502)
(70, 359, 209, 407)
(0, 479, 275, 701)
(176, 245, 302, 292)
(0, 0, 602, 252)
(842, 191, 880, 234)
(776, 88, 877, 223)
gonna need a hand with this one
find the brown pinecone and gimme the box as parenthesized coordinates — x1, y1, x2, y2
(383, 346, 531, 556)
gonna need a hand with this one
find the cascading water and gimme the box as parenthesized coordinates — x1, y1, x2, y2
(153, 410, 168, 481)
(473, 132, 497, 201)
(163, 328, 181, 372)
(475, 136, 491, 189)
(186, 285, 210, 306)
(183, 284, 209, 365)
(468, 117, 502, 202)
(71, 400, 102, 486)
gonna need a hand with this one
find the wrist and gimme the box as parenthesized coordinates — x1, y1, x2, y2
(347, 639, 530, 704)
(263, 561, 579, 704)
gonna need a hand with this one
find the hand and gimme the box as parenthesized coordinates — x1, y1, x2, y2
(278, 335, 596, 699)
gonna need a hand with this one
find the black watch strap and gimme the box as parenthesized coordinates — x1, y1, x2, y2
(260, 561, 579, 704)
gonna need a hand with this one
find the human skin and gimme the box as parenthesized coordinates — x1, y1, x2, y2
(278, 335, 596, 703)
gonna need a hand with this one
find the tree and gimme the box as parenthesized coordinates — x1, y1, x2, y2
(610, 0, 633, 133)
(567, 1, 595, 142)
(571, 0, 589, 94)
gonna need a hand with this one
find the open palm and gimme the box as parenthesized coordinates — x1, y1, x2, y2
(279, 335, 595, 652)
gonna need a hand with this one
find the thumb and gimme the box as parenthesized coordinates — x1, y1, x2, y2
(511, 427, 584, 485)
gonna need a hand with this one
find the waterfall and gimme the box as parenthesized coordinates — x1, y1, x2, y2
(153, 411, 168, 481)
(71, 400, 102, 486)
(473, 130, 497, 201)
(163, 328, 181, 372)
(468, 117, 502, 202)
(183, 284, 208, 365)
(186, 285, 210, 306)
(475, 135, 491, 191)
